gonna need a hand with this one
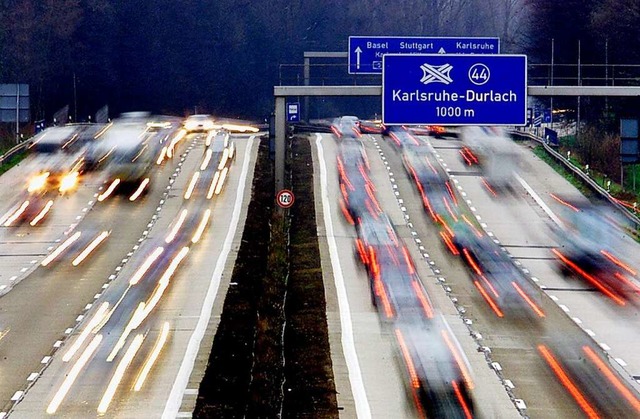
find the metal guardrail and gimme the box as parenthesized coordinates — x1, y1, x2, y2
(0, 140, 30, 166)
(510, 130, 640, 230)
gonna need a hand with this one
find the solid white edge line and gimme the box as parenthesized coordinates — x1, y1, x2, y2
(162, 136, 256, 419)
(514, 173, 562, 226)
(316, 133, 371, 418)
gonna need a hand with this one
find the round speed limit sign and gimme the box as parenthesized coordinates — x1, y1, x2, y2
(276, 189, 295, 209)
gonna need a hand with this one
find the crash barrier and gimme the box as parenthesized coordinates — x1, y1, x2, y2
(0, 140, 31, 166)
(510, 130, 640, 231)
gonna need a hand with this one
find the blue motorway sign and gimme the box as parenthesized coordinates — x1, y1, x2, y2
(286, 102, 300, 122)
(349, 36, 500, 74)
(382, 54, 527, 126)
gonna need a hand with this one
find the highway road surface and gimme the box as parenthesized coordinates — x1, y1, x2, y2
(312, 129, 640, 418)
(0, 128, 258, 418)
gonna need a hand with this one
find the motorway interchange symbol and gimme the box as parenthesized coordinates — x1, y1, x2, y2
(420, 63, 453, 85)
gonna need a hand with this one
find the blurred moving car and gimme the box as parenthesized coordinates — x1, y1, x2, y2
(551, 200, 640, 305)
(183, 114, 215, 133)
(459, 126, 519, 189)
(331, 115, 361, 139)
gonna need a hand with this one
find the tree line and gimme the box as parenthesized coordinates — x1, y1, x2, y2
(0, 0, 638, 122)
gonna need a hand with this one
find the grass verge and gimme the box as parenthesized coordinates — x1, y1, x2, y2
(282, 137, 338, 418)
(194, 136, 337, 417)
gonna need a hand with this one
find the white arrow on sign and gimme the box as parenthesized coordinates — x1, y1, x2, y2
(355, 46, 362, 69)
(438, 47, 446, 54)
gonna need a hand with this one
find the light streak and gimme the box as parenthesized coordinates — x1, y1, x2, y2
(451, 380, 474, 419)
(473, 280, 504, 317)
(156, 146, 168, 165)
(394, 329, 420, 389)
(462, 248, 483, 276)
(214, 167, 228, 195)
(550, 193, 580, 212)
(184, 171, 200, 200)
(108, 247, 189, 362)
(98, 179, 120, 201)
(538, 344, 599, 419)
(3, 201, 29, 226)
(217, 148, 230, 170)
(138, 247, 189, 323)
(129, 178, 150, 201)
(165, 209, 188, 243)
(601, 250, 637, 276)
(441, 330, 475, 389)
(30, 200, 54, 226)
(206, 171, 221, 199)
(98, 146, 116, 164)
(191, 209, 211, 243)
(107, 303, 144, 362)
(200, 149, 213, 171)
(98, 334, 145, 415)
(129, 247, 164, 285)
(552, 249, 626, 306)
(63, 302, 109, 362)
(583, 345, 640, 413)
(228, 142, 235, 160)
(512, 281, 545, 317)
(134, 322, 170, 391)
(41, 231, 81, 266)
(411, 280, 434, 318)
(205, 131, 214, 147)
(46, 334, 102, 414)
(72, 231, 110, 266)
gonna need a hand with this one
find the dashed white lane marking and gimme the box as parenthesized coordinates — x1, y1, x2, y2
(514, 173, 561, 226)
(163, 136, 257, 419)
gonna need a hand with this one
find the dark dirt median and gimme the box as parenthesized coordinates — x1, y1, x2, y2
(193, 136, 337, 418)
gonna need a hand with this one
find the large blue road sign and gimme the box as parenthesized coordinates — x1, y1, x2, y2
(383, 54, 527, 126)
(349, 36, 500, 74)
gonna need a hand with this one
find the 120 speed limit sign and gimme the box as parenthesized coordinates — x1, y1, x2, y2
(276, 189, 295, 209)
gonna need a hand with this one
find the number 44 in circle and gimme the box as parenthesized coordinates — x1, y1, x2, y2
(468, 63, 490, 86)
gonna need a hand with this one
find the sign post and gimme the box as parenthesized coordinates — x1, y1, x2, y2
(382, 54, 527, 126)
(349, 36, 500, 74)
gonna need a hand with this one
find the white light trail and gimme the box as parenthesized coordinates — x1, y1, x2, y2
(97, 334, 145, 415)
(129, 247, 164, 285)
(165, 209, 188, 243)
(72, 231, 110, 266)
(134, 322, 170, 391)
(3, 201, 29, 226)
(63, 302, 109, 362)
(214, 167, 229, 195)
(41, 231, 81, 266)
(46, 334, 103, 414)
(98, 179, 120, 202)
(184, 172, 200, 200)
(30, 200, 54, 226)
(129, 178, 150, 201)
(191, 209, 211, 244)
(206, 171, 220, 200)
(200, 149, 213, 171)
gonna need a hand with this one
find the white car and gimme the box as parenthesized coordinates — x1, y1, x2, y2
(183, 114, 215, 133)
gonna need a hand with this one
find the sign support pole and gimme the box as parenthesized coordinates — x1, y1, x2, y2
(303, 57, 310, 122)
(275, 96, 286, 193)
(15, 86, 20, 143)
